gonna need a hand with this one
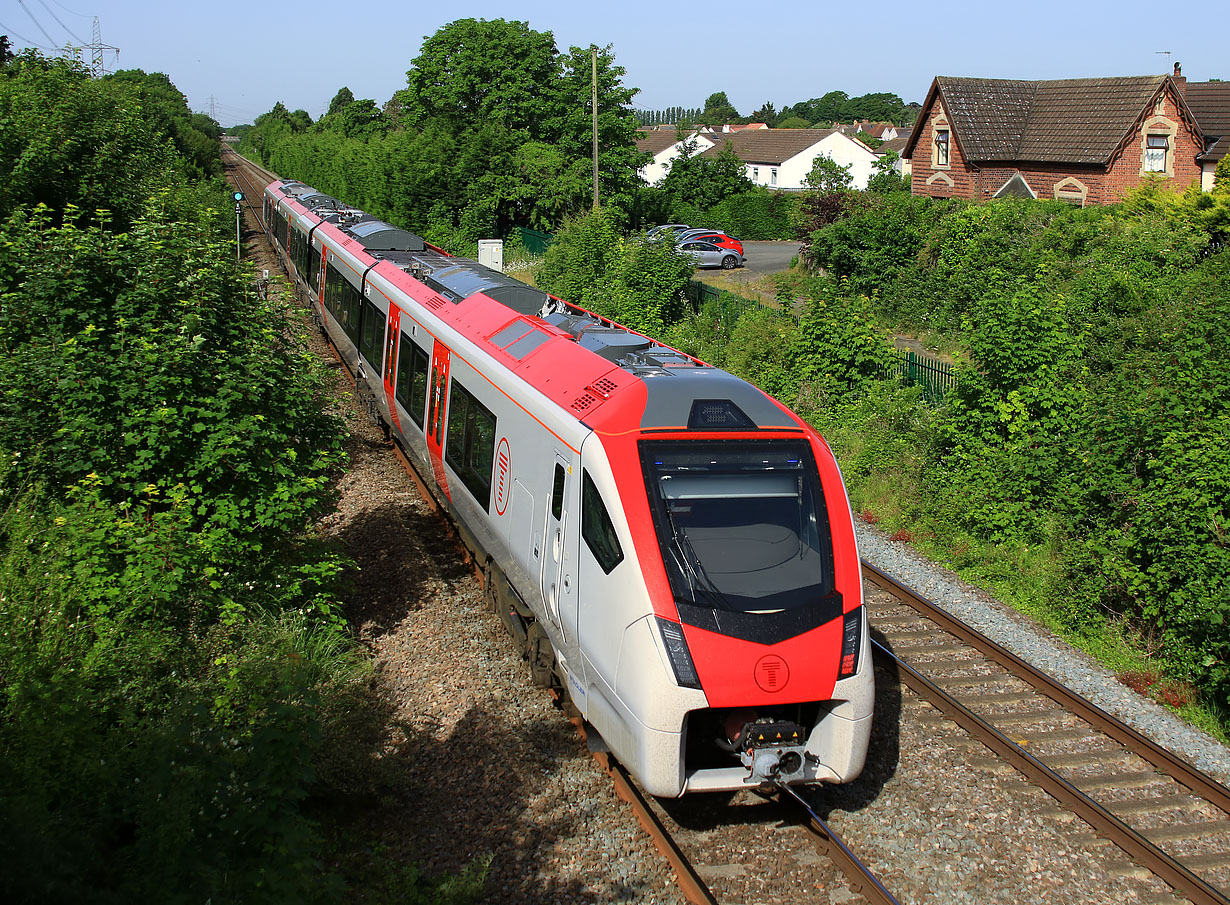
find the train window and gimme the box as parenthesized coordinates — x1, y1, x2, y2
(395, 334, 429, 428)
(359, 297, 383, 367)
(638, 438, 835, 614)
(308, 240, 320, 290)
(551, 464, 566, 520)
(332, 274, 361, 344)
(581, 470, 624, 574)
(444, 380, 496, 510)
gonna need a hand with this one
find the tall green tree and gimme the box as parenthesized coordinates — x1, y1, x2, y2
(403, 18, 561, 137)
(702, 90, 740, 124)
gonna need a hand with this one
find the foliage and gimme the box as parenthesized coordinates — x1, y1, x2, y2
(790, 182, 1230, 714)
(701, 91, 740, 124)
(403, 18, 561, 137)
(792, 284, 894, 395)
(0, 55, 444, 902)
(804, 155, 854, 194)
(0, 53, 177, 228)
(781, 90, 914, 127)
(866, 151, 910, 195)
(776, 116, 811, 129)
(725, 307, 800, 402)
(535, 209, 691, 335)
(105, 69, 223, 178)
(696, 189, 799, 240)
(660, 140, 753, 210)
(239, 23, 646, 244)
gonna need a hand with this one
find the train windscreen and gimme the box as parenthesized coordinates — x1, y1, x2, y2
(639, 439, 836, 616)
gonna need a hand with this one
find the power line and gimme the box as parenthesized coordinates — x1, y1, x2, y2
(36, 0, 87, 45)
(17, 0, 60, 49)
(0, 19, 56, 51)
(46, 0, 90, 17)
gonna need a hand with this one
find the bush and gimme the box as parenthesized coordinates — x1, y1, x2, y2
(536, 210, 692, 336)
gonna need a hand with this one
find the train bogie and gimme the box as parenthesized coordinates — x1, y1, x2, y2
(263, 178, 873, 798)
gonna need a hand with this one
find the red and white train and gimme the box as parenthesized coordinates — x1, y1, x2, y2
(263, 179, 873, 797)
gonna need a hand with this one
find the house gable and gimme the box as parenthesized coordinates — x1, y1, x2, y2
(905, 73, 1205, 203)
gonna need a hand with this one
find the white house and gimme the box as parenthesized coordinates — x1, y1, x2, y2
(635, 130, 717, 185)
(699, 129, 879, 190)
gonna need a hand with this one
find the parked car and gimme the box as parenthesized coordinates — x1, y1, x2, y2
(646, 223, 692, 240)
(679, 240, 744, 269)
(674, 228, 744, 256)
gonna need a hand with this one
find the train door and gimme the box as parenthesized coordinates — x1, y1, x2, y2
(382, 306, 403, 434)
(425, 341, 451, 496)
(541, 455, 577, 645)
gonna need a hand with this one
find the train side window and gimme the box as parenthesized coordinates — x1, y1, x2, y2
(336, 276, 361, 344)
(444, 379, 496, 510)
(395, 335, 429, 428)
(551, 464, 566, 520)
(359, 297, 382, 367)
(581, 470, 624, 574)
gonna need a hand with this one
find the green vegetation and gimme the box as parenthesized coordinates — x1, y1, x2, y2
(238, 19, 644, 256)
(0, 52, 485, 902)
(794, 167, 1230, 722)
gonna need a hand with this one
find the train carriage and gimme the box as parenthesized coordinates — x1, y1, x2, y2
(263, 178, 873, 797)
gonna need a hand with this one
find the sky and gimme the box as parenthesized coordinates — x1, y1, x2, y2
(3, 0, 1224, 128)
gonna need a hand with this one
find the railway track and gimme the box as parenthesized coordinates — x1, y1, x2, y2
(220, 147, 1230, 905)
(864, 563, 1230, 905)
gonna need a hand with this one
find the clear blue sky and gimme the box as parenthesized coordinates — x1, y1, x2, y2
(3, 0, 1222, 127)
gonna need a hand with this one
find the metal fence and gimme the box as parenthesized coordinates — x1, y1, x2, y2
(516, 227, 554, 256)
(887, 350, 958, 403)
(687, 280, 959, 402)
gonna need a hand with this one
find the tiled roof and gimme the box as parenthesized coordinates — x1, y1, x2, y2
(698, 128, 838, 164)
(877, 136, 908, 155)
(917, 75, 1172, 165)
(1185, 81, 1230, 137)
(635, 130, 681, 156)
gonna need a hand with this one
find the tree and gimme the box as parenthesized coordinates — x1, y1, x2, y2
(327, 86, 355, 116)
(804, 154, 853, 193)
(866, 151, 910, 194)
(750, 101, 777, 127)
(0, 35, 13, 68)
(661, 140, 753, 210)
(776, 115, 811, 129)
(404, 18, 561, 138)
(0, 53, 174, 227)
(702, 91, 740, 125)
(547, 44, 646, 218)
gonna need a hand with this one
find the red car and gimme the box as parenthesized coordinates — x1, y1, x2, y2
(675, 228, 744, 256)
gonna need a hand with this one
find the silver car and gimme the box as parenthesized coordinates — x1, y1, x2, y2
(679, 240, 744, 269)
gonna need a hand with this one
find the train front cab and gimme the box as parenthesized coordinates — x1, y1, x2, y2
(575, 424, 874, 799)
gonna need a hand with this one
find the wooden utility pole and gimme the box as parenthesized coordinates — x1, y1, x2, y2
(592, 47, 599, 211)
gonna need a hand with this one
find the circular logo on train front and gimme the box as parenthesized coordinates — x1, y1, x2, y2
(754, 655, 789, 692)
(494, 437, 511, 515)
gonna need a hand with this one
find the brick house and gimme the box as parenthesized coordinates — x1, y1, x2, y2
(902, 72, 1205, 205)
(1185, 80, 1230, 191)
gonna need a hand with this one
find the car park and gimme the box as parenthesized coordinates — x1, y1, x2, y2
(646, 223, 692, 240)
(674, 228, 744, 255)
(679, 240, 744, 269)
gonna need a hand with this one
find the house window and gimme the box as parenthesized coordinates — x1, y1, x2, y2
(752, 166, 759, 182)
(1144, 134, 1169, 173)
(770, 167, 777, 186)
(935, 129, 950, 167)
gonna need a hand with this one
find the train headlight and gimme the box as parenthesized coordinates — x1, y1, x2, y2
(656, 617, 702, 689)
(838, 607, 863, 679)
